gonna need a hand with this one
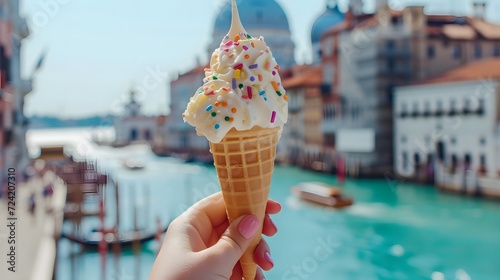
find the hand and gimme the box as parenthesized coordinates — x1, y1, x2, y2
(149, 192, 281, 280)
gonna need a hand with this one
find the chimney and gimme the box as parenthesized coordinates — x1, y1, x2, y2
(473, 1, 487, 20)
(403, 6, 426, 35)
(376, 0, 391, 27)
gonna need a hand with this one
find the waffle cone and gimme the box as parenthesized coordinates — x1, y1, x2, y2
(209, 126, 280, 280)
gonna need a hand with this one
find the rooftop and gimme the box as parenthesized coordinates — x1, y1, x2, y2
(322, 8, 500, 41)
(415, 58, 500, 85)
(282, 65, 323, 89)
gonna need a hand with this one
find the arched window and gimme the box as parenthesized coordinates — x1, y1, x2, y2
(130, 128, 138, 141)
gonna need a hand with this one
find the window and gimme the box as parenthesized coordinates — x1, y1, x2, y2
(474, 44, 482, 59)
(400, 103, 408, 118)
(402, 151, 409, 171)
(477, 98, 485, 115)
(423, 101, 431, 117)
(130, 128, 138, 141)
(448, 99, 457, 116)
(463, 98, 472, 115)
(453, 45, 461, 59)
(494, 45, 500, 57)
(412, 102, 420, 117)
(435, 100, 444, 117)
(427, 45, 435, 59)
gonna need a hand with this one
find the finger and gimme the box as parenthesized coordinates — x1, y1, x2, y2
(205, 215, 260, 267)
(230, 262, 243, 280)
(266, 199, 282, 215)
(262, 214, 278, 237)
(184, 192, 228, 228)
(254, 239, 274, 271)
(255, 267, 265, 280)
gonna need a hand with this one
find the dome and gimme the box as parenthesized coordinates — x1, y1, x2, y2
(311, 3, 344, 43)
(214, 0, 290, 33)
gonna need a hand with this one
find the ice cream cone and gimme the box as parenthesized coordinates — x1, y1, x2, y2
(209, 126, 280, 280)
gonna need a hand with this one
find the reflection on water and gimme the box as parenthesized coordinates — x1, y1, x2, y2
(28, 128, 500, 280)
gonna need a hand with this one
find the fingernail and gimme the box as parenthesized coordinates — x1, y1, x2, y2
(238, 215, 260, 239)
(264, 251, 274, 266)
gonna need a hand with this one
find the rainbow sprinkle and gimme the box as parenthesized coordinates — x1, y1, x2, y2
(271, 81, 279, 91)
(234, 69, 241, 79)
(206, 105, 213, 112)
(249, 64, 258, 69)
(270, 111, 277, 123)
(211, 112, 217, 117)
(232, 78, 237, 89)
(215, 124, 220, 129)
(234, 63, 243, 70)
(259, 91, 266, 96)
(242, 45, 249, 51)
(247, 86, 253, 99)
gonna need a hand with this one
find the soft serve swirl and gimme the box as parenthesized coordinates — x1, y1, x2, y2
(183, 0, 288, 143)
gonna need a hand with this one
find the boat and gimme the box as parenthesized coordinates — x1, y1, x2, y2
(123, 158, 145, 170)
(61, 225, 169, 248)
(291, 182, 354, 208)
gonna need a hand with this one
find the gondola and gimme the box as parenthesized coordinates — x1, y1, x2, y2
(61, 225, 169, 248)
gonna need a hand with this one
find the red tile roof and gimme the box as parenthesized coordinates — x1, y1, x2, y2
(415, 58, 500, 85)
(282, 65, 323, 89)
(322, 9, 500, 41)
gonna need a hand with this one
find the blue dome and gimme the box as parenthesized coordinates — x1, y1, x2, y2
(214, 0, 290, 33)
(311, 4, 344, 43)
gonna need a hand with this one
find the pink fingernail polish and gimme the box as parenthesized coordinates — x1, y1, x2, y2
(238, 215, 259, 239)
(265, 252, 274, 266)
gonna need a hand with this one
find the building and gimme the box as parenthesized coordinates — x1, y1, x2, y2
(281, 65, 323, 168)
(1, 0, 31, 186)
(114, 90, 164, 146)
(320, 0, 500, 177)
(208, 0, 296, 69)
(165, 66, 210, 159)
(166, 0, 296, 161)
(394, 58, 500, 196)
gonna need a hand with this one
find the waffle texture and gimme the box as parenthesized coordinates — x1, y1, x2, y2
(209, 126, 280, 280)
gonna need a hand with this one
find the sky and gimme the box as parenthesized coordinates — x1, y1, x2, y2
(20, 0, 500, 118)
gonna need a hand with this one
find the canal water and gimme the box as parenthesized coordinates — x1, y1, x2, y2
(28, 128, 500, 280)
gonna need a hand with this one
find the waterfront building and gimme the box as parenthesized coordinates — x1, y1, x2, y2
(321, 0, 500, 177)
(281, 65, 323, 168)
(0, 0, 32, 185)
(114, 90, 164, 146)
(166, 66, 210, 159)
(394, 58, 500, 196)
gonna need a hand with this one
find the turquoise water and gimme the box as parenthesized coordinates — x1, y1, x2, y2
(29, 129, 500, 280)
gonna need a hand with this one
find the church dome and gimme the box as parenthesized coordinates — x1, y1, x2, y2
(209, 0, 296, 69)
(214, 0, 290, 33)
(311, 3, 344, 43)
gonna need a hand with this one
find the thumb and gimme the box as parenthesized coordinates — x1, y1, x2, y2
(208, 214, 261, 265)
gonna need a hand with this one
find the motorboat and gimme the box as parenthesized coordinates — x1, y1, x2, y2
(291, 182, 354, 208)
(123, 158, 145, 170)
